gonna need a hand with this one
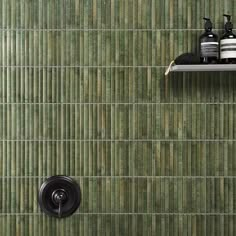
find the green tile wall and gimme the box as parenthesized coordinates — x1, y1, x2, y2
(1, 0, 236, 235)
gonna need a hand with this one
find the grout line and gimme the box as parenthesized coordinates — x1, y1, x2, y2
(0, 213, 235, 216)
(0, 139, 234, 142)
(56, 212, 236, 215)
(0, 176, 236, 179)
(0, 103, 235, 105)
(0, 28, 225, 31)
(0, 65, 167, 68)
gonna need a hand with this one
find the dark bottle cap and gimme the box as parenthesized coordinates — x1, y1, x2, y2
(203, 17, 213, 31)
(224, 14, 233, 31)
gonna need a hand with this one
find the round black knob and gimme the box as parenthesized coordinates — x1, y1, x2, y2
(39, 176, 81, 218)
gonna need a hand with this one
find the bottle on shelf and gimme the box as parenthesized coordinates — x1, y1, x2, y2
(200, 17, 219, 64)
(220, 14, 236, 64)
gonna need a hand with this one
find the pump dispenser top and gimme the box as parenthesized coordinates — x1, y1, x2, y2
(223, 14, 233, 32)
(203, 17, 213, 31)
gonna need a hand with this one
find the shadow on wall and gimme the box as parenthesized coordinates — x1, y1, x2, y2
(165, 72, 236, 103)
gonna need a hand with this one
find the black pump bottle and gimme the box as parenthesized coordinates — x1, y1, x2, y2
(199, 17, 219, 64)
(220, 14, 236, 64)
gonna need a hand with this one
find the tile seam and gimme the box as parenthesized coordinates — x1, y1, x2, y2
(0, 103, 234, 105)
(0, 213, 235, 216)
(0, 176, 235, 179)
(0, 28, 225, 31)
(0, 139, 234, 142)
(0, 65, 167, 68)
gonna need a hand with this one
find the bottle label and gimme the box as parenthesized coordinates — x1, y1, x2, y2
(220, 39, 236, 59)
(201, 42, 219, 58)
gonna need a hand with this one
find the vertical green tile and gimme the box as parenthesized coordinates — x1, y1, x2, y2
(0, 0, 235, 235)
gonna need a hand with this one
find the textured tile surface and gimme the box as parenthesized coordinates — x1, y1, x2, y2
(1, 0, 236, 235)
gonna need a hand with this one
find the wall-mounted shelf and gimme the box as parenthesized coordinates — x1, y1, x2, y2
(170, 64, 236, 72)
